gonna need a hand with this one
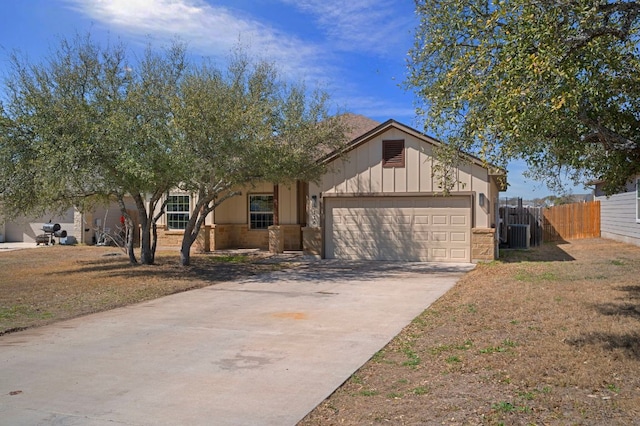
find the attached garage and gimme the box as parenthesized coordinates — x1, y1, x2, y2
(3, 210, 76, 243)
(325, 196, 471, 262)
(305, 118, 507, 263)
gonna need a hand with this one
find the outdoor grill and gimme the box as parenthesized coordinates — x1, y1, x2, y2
(36, 223, 67, 246)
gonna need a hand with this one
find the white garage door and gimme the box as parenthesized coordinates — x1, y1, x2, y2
(325, 196, 471, 262)
(3, 210, 75, 243)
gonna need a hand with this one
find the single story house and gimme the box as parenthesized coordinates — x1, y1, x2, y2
(593, 176, 640, 246)
(155, 117, 507, 263)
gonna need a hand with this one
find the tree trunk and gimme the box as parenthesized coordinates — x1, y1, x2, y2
(125, 216, 137, 264)
(273, 184, 279, 226)
(139, 216, 154, 265)
(116, 195, 138, 264)
(132, 193, 155, 265)
(180, 234, 194, 266)
(178, 185, 241, 267)
(179, 203, 204, 267)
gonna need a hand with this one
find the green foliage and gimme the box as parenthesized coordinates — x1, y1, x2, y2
(207, 255, 250, 263)
(372, 349, 386, 362)
(491, 401, 516, 413)
(0, 305, 53, 321)
(480, 339, 517, 354)
(409, 1, 640, 194)
(173, 50, 348, 265)
(0, 34, 187, 264)
(412, 386, 429, 395)
(1, 34, 348, 266)
(402, 347, 422, 368)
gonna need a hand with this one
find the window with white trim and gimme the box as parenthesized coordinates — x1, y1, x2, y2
(166, 195, 190, 230)
(249, 194, 274, 230)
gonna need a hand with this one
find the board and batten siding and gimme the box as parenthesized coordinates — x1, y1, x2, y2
(596, 190, 640, 246)
(212, 182, 298, 225)
(313, 129, 495, 228)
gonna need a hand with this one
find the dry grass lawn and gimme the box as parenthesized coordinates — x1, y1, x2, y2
(0, 245, 286, 334)
(1, 239, 639, 425)
(300, 238, 640, 425)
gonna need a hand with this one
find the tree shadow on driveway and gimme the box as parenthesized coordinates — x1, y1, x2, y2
(238, 259, 476, 284)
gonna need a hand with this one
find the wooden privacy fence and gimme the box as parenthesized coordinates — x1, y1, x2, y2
(499, 200, 601, 247)
(542, 200, 601, 242)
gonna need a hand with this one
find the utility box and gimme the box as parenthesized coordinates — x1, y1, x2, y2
(508, 224, 530, 249)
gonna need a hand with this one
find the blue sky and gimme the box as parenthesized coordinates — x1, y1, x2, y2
(0, 0, 587, 199)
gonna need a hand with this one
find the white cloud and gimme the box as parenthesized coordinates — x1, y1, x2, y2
(63, 0, 326, 78)
(278, 0, 414, 55)
(61, 0, 416, 123)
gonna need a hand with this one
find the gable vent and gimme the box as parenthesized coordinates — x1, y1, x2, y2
(382, 139, 405, 168)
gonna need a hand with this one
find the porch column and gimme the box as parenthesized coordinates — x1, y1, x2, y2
(269, 184, 284, 253)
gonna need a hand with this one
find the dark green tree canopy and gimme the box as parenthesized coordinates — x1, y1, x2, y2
(0, 35, 348, 265)
(408, 0, 640, 194)
(173, 52, 348, 266)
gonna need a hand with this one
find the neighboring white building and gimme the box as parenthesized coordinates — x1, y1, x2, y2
(593, 176, 640, 246)
(0, 199, 137, 245)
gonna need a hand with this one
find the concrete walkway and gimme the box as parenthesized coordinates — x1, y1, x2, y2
(0, 261, 474, 425)
(0, 242, 42, 251)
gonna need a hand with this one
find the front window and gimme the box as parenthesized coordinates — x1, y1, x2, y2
(166, 195, 190, 230)
(249, 194, 274, 229)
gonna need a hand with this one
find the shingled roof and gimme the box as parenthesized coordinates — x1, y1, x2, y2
(340, 113, 381, 141)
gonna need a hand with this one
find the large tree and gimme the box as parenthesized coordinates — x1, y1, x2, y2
(0, 35, 187, 264)
(1, 36, 348, 267)
(408, 0, 640, 194)
(173, 53, 348, 266)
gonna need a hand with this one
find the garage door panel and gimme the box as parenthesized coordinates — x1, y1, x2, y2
(360, 215, 395, 224)
(396, 215, 412, 224)
(450, 232, 468, 242)
(431, 248, 447, 258)
(432, 215, 448, 225)
(451, 215, 467, 225)
(431, 231, 448, 242)
(326, 196, 471, 262)
(334, 232, 418, 245)
(451, 249, 468, 260)
(412, 232, 430, 241)
(414, 215, 429, 224)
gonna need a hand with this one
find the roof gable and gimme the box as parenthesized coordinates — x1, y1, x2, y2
(322, 119, 504, 175)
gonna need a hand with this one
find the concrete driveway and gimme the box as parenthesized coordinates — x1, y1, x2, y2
(0, 260, 474, 425)
(0, 242, 40, 252)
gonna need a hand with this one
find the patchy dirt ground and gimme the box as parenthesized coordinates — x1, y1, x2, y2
(2, 239, 639, 425)
(299, 239, 640, 425)
(0, 245, 290, 334)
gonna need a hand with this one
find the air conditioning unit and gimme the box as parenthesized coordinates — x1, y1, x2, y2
(508, 224, 530, 249)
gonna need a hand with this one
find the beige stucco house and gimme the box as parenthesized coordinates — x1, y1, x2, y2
(0, 199, 138, 245)
(154, 118, 506, 263)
